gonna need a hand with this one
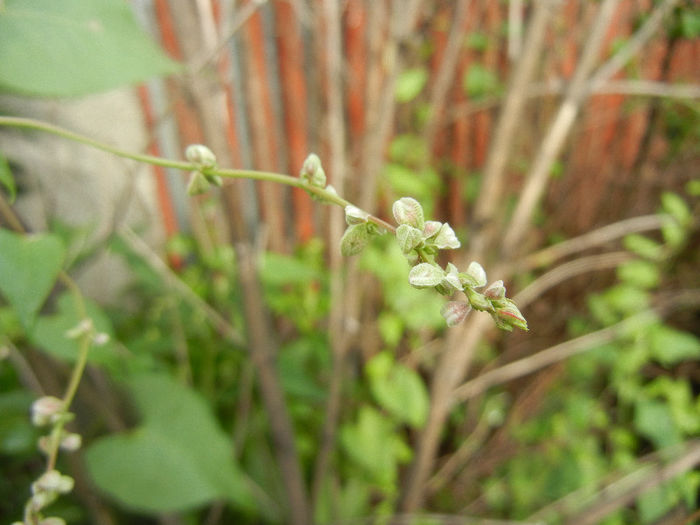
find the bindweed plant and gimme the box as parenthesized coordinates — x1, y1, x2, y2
(0, 116, 526, 524)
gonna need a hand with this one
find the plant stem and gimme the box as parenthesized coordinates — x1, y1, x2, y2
(0, 116, 396, 234)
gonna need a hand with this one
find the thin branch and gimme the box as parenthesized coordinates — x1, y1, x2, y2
(563, 441, 700, 525)
(472, 0, 559, 257)
(529, 441, 700, 524)
(522, 214, 667, 269)
(514, 251, 632, 308)
(423, 0, 472, 150)
(588, 0, 682, 91)
(453, 289, 700, 403)
(118, 226, 246, 347)
(502, 0, 620, 254)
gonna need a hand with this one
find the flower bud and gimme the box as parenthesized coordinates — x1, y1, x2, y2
(186, 171, 211, 196)
(40, 518, 67, 525)
(65, 318, 93, 339)
(340, 224, 370, 256)
(422, 220, 442, 239)
(441, 301, 471, 327)
(185, 144, 217, 168)
(60, 432, 82, 452)
(408, 262, 445, 288)
(300, 153, 326, 188)
(465, 287, 492, 312)
(484, 280, 506, 300)
(32, 470, 74, 495)
(203, 173, 223, 187)
(493, 299, 528, 331)
(31, 397, 64, 427)
(433, 223, 461, 249)
(92, 332, 110, 346)
(345, 205, 370, 225)
(440, 262, 463, 292)
(392, 197, 425, 229)
(396, 224, 423, 254)
(460, 261, 487, 288)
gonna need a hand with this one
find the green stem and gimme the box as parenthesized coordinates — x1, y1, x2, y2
(0, 116, 396, 233)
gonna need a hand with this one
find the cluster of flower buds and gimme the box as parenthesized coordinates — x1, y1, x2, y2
(17, 396, 81, 525)
(299, 153, 340, 203)
(340, 205, 387, 256)
(185, 144, 222, 195)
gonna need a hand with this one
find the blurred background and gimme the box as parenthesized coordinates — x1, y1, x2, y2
(0, 1, 698, 524)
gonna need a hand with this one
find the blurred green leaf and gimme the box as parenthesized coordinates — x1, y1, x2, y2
(366, 352, 429, 427)
(679, 9, 700, 38)
(616, 260, 659, 289)
(648, 325, 700, 367)
(85, 374, 255, 513)
(340, 406, 411, 487)
(0, 390, 37, 454)
(0, 229, 64, 329)
(465, 32, 489, 51)
(634, 400, 680, 449)
(0, 153, 16, 203)
(463, 64, 500, 98)
(395, 68, 428, 103)
(660, 192, 691, 226)
(260, 252, 320, 286)
(623, 234, 664, 261)
(0, 0, 180, 97)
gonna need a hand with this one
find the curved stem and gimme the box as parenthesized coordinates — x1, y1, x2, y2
(0, 116, 396, 234)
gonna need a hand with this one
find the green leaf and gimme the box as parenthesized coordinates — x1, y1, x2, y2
(660, 192, 691, 226)
(85, 374, 255, 513)
(616, 260, 659, 289)
(395, 68, 428, 103)
(0, 0, 181, 97)
(340, 406, 411, 487)
(623, 234, 663, 261)
(366, 352, 429, 427)
(0, 154, 16, 203)
(463, 64, 500, 98)
(0, 229, 64, 328)
(648, 325, 700, 366)
(634, 400, 680, 449)
(340, 224, 371, 256)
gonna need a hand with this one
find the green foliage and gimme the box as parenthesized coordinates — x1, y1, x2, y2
(0, 0, 180, 97)
(0, 229, 64, 328)
(85, 374, 256, 514)
(395, 68, 428, 103)
(462, 64, 501, 98)
(0, 153, 16, 203)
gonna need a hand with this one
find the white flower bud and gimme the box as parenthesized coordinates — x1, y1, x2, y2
(340, 224, 370, 256)
(186, 171, 211, 196)
(300, 153, 326, 188)
(484, 280, 506, 300)
(60, 432, 82, 452)
(422, 220, 442, 239)
(344, 205, 370, 225)
(396, 224, 423, 254)
(92, 332, 110, 346)
(440, 262, 463, 292)
(408, 263, 445, 288)
(441, 301, 471, 327)
(392, 197, 425, 229)
(185, 144, 217, 168)
(433, 223, 461, 249)
(461, 261, 487, 288)
(40, 518, 67, 525)
(65, 318, 93, 339)
(31, 397, 64, 427)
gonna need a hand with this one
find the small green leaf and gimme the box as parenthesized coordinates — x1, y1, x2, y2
(340, 224, 371, 256)
(396, 224, 423, 254)
(0, 0, 181, 97)
(623, 234, 663, 260)
(408, 263, 444, 288)
(660, 192, 691, 226)
(463, 64, 500, 98)
(648, 325, 700, 366)
(395, 68, 428, 103)
(634, 399, 680, 449)
(0, 154, 16, 203)
(616, 259, 659, 289)
(0, 229, 64, 328)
